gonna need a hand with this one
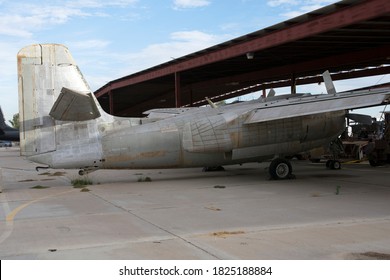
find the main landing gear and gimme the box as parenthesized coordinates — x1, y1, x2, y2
(268, 158, 295, 180)
(325, 159, 341, 170)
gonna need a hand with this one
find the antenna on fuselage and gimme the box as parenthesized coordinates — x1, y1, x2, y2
(205, 97, 218, 108)
(267, 88, 276, 97)
(323, 70, 337, 95)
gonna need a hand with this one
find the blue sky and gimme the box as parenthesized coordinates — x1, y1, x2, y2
(0, 0, 388, 123)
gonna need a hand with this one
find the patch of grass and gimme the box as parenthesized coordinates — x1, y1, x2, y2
(71, 178, 93, 188)
(50, 171, 67, 177)
(213, 185, 226, 189)
(31, 185, 50, 189)
(80, 187, 90, 192)
(349, 252, 390, 260)
(211, 231, 245, 238)
(335, 185, 341, 195)
(137, 176, 152, 182)
(205, 206, 221, 211)
(39, 171, 67, 177)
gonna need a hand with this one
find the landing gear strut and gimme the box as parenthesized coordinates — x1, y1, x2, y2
(326, 138, 343, 170)
(269, 158, 294, 180)
(78, 166, 99, 176)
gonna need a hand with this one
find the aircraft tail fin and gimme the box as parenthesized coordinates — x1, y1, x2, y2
(322, 70, 337, 95)
(0, 106, 7, 130)
(17, 44, 105, 157)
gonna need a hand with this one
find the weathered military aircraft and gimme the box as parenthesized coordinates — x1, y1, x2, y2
(17, 44, 390, 179)
(0, 106, 19, 142)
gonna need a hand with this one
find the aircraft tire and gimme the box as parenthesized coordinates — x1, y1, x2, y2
(368, 153, 379, 167)
(331, 160, 341, 170)
(269, 158, 292, 180)
(326, 160, 341, 169)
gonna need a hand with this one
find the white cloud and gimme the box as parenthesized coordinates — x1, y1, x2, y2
(117, 30, 229, 75)
(170, 30, 217, 43)
(0, 1, 139, 38)
(0, 15, 35, 37)
(67, 40, 111, 50)
(63, 30, 232, 91)
(0, 3, 88, 38)
(267, 0, 298, 7)
(280, 11, 303, 18)
(267, 0, 334, 7)
(173, 0, 211, 9)
(67, 0, 138, 8)
(281, 5, 325, 18)
(268, 0, 338, 19)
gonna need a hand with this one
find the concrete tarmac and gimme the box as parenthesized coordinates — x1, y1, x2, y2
(1, 147, 390, 259)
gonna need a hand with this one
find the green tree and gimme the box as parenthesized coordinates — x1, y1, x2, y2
(9, 113, 19, 129)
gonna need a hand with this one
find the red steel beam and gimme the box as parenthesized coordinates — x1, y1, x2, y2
(190, 66, 390, 107)
(113, 65, 390, 116)
(109, 91, 114, 114)
(175, 72, 181, 107)
(181, 45, 390, 94)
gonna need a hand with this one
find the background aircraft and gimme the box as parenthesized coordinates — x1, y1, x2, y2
(17, 44, 390, 179)
(0, 106, 19, 142)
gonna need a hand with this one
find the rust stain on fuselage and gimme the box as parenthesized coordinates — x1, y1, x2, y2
(103, 150, 168, 168)
(105, 150, 166, 161)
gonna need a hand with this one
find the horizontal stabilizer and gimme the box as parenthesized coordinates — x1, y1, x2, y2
(49, 87, 101, 121)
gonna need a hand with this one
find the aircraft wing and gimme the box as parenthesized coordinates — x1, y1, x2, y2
(49, 87, 101, 121)
(244, 88, 390, 124)
(144, 108, 197, 119)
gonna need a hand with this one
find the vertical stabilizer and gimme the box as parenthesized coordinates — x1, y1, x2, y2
(17, 44, 102, 157)
(0, 106, 19, 141)
(0, 106, 7, 130)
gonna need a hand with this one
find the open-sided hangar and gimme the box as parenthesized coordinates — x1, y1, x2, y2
(94, 0, 390, 117)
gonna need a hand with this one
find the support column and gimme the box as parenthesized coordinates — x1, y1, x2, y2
(109, 91, 114, 115)
(291, 73, 296, 94)
(175, 72, 181, 108)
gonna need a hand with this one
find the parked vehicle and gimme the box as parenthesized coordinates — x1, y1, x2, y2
(0, 141, 12, 147)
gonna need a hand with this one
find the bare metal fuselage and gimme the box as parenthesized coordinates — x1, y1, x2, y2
(18, 44, 389, 174)
(27, 103, 345, 170)
(101, 109, 345, 169)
